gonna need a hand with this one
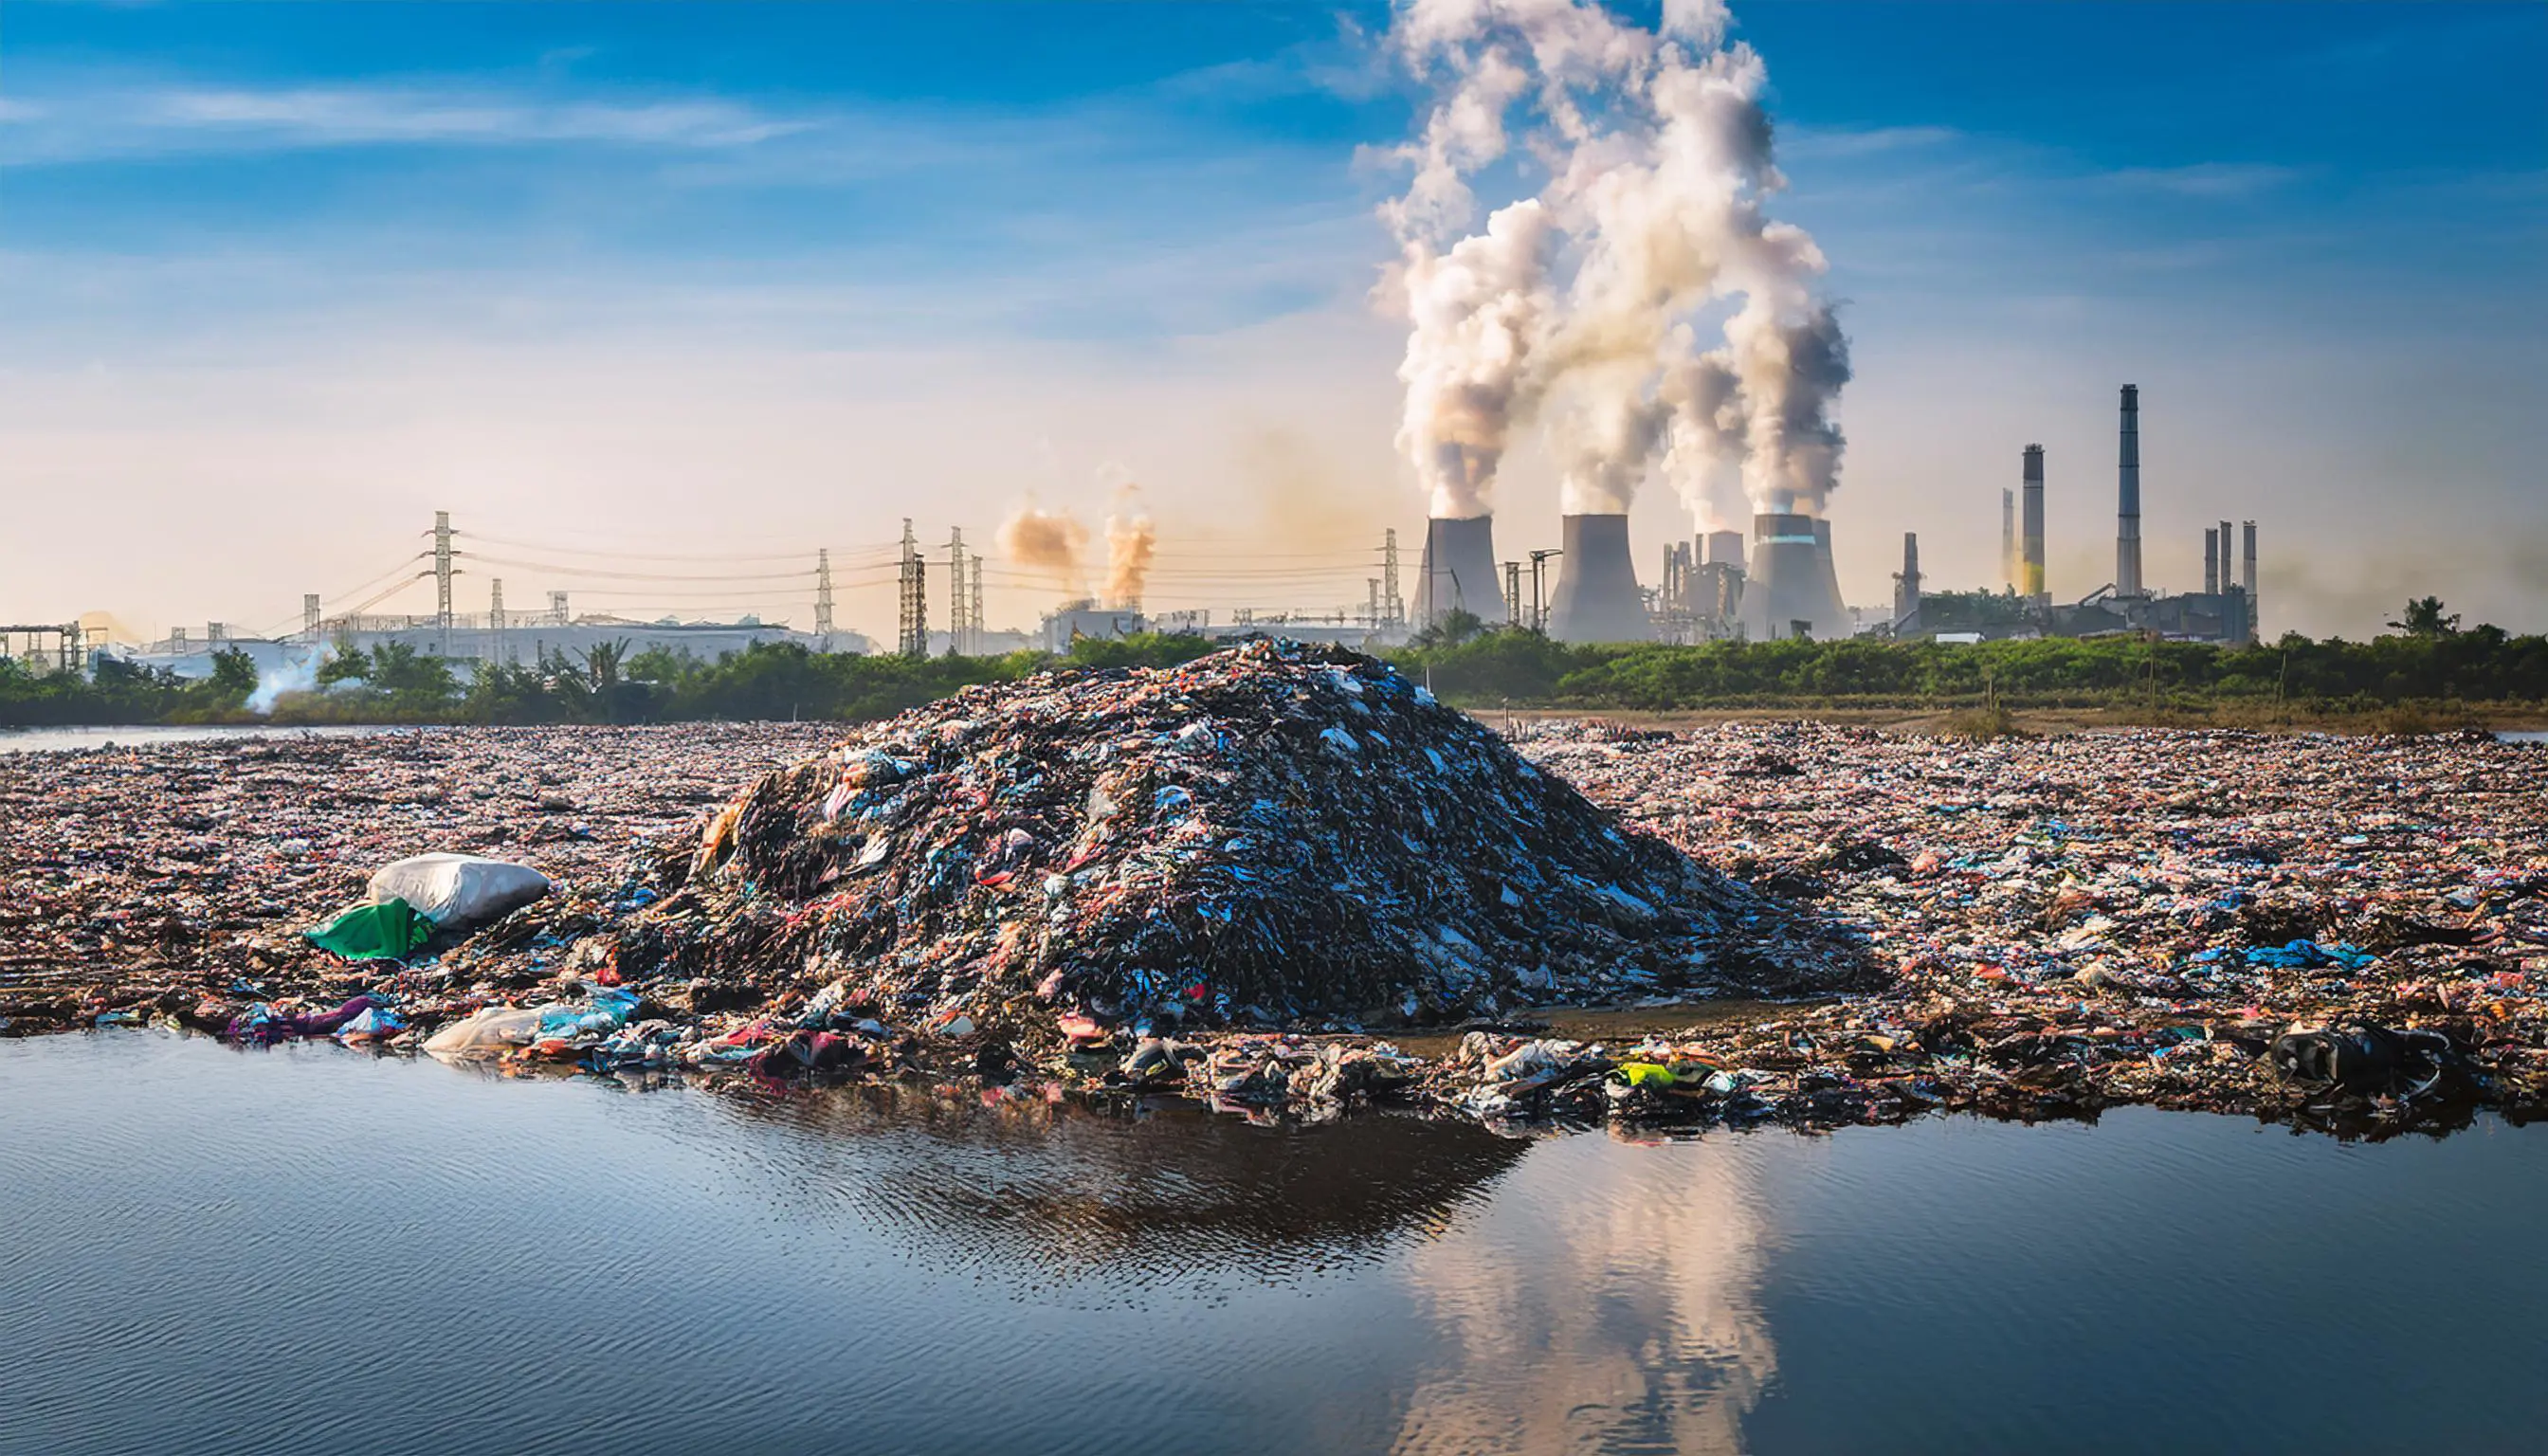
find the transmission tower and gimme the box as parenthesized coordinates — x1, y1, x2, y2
(969, 556, 985, 656)
(301, 593, 321, 641)
(946, 529, 969, 656)
(813, 549, 836, 640)
(897, 519, 927, 658)
(1382, 528, 1404, 629)
(432, 510, 457, 657)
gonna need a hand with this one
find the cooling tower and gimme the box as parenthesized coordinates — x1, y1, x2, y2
(1705, 530, 1747, 569)
(1811, 519, 1846, 629)
(1738, 513, 1844, 641)
(1413, 515, 1507, 628)
(1545, 514, 1650, 644)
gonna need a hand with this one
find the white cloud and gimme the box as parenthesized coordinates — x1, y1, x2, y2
(2096, 161, 2302, 198)
(1, 78, 817, 163)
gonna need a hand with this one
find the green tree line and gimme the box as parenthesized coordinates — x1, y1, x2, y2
(3, 601, 2542, 729)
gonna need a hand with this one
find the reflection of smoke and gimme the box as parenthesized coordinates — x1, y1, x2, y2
(1392, 1132, 1776, 1454)
(1383, 0, 1850, 521)
(1103, 486, 1156, 610)
(997, 500, 1091, 597)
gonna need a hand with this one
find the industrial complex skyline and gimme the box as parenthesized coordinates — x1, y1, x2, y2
(3, 2, 2541, 643)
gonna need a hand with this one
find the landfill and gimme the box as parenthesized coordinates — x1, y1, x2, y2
(3, 652, 2543, 1142)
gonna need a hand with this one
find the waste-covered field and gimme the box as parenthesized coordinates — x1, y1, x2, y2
(4, 645, 2542, 1139)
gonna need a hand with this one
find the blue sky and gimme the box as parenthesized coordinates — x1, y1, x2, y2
(3, 1, 2541, 638)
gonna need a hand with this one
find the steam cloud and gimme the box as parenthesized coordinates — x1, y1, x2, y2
(1383, 0, 1850, 523)
(1103, 486, 1156, 610)
(997, 500, 1091, 596)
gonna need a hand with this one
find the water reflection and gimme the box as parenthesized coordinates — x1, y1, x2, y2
(11, 1036, 2548, 1456)
(1392, 1128, 1778, 1456)
(709, 1083, 1530, 1286)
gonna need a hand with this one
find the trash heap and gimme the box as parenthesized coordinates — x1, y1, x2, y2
(598, 641, 1867, 1041)
(1411, 719, 2548, 1136)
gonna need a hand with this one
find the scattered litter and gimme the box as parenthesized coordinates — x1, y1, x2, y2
(5, 665, 2544, 1141)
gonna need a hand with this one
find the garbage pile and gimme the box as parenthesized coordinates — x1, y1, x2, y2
(1408, 719, 2548, 1137)
(585, 641, 1868, 1045)
(0, 723, 837, 1036)
(9, 684, 2544, 1143)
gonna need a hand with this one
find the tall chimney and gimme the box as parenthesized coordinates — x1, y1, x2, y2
(1413, 516, 1507, 628)
(1893, 532, 1922, 628)
(2001, 488, 2016, 591)
(2117, 385, 2143, 597)
(2203, 527, 2220, 595)
(1545, 514, 1650, 643)
(2242, 519, 2259, 640)
(2218, 519, 2233, 601)
(2021, 445, 2047, 603)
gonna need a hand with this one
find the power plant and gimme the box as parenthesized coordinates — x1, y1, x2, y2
(1414, 516, 1507, 628)
(1545, 515, 1649, 644)
(1736, 512, 1848, 642)
(23, 382, 2273, 680)
(1912, 383, 2261, 644)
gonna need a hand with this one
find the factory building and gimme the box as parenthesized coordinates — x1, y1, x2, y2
(1903, 385, 2261, 645)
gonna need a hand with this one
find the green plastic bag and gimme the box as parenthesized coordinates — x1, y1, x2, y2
(305, 898, 434, 961)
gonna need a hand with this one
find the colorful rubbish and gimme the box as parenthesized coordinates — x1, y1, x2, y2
(366, 852, 551, 932)
(4, 664, 2545, 1141)
(305, 899, 433, 962)
(606, 641, 1869, 1037)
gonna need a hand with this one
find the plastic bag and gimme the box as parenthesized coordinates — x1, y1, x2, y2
(368, 853, 551, 931)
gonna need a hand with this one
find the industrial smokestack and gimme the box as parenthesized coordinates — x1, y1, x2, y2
(2001, 488, 2016, 591)
(2242, 520, 2259, 641)
(1413, 516, 1508, 628)
(2021, 445, 2047, 603)
(2218, 519, 2233, 601)
(2204, 527, 2220, 595)
(1738, 513, 1845, 641)
(1893, 532, 1921, 628)
(1545, 514, 1650, 643)
(2117, 385, 2143, 597)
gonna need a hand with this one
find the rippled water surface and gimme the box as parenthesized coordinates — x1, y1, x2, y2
(5, 1034, 2545, 1455)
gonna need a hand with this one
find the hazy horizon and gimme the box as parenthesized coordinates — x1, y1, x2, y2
(4, 1, 2541, 644)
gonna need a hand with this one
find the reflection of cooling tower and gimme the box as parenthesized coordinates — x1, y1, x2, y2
(1413, 516, 1507, 627)
(1546, 515, 1650, 643)
(1738, 514, 1845, 641)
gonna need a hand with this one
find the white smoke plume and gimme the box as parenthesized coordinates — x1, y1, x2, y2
(246, 642, 328, 715)
(1383, 0, 1850, 521)
(997, 499, 1091, 598)
(1103, 485, 1156, 610)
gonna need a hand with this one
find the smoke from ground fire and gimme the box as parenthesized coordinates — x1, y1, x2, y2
(1382, 0, 1850, 528)
(997, 501, 1090, 594)
(1001, 491, 1156, 610)
(1104, 486, 1156, 609)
